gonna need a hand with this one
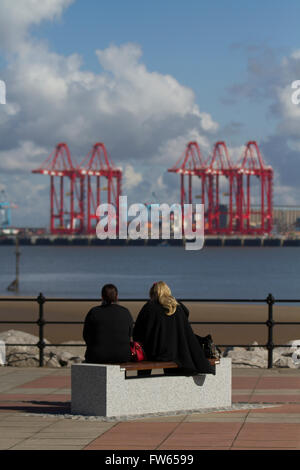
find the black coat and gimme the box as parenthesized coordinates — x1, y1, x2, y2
(83, 303, 134, 363)
(133, 300, 215, 375)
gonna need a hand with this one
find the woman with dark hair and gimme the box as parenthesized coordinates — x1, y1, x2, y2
(83, 284, 133, 364)
(133, 281, 215, 376)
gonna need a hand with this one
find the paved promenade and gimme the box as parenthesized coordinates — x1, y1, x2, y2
(0, 366, 300, 450)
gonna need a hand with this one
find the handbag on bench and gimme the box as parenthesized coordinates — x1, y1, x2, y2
(130, 341, 146, 362)
(196, 334, 221, 360)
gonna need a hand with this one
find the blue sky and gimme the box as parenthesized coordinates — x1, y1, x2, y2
(31, 0, 299, 143)
(1, 0, 300, 225)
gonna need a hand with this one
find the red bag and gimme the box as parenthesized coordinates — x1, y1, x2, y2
(130, 341, 146, 362)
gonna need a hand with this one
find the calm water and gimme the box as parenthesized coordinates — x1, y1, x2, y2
(0, 246, 300, 299)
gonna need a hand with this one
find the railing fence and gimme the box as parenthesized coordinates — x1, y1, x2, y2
(0, 293, 300, 368)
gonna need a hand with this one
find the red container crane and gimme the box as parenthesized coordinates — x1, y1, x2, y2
(168, 140, 273, 236)
(236, 141, 273, 234)
(32, 143, 84, 234)
(77, 143, 122, 234)
(168, 141, 206, 207)
(32, 142, 122, 235)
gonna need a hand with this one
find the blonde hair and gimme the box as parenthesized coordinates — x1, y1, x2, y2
(149, 281, 178, 316)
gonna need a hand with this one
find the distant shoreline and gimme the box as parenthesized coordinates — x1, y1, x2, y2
(1, 236, 300, 247)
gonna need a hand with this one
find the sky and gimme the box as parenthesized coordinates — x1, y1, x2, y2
(0, 0, 300, 226)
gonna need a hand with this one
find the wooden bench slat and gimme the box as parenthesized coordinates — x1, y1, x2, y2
(119, 361, 179, 371)
(114, 358, 220, 371)
(209, 358, 220, 366)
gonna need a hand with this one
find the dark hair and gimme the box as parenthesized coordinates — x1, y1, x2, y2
(101, 284, 118, 304)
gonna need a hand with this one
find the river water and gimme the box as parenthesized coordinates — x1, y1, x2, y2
(1, 246, 300, 300)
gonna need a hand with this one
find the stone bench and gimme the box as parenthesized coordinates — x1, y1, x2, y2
(71, 358, 232, 418)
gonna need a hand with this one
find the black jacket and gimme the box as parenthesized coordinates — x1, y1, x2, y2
(83, 302, 134, 363)
(133, 300, 214, 375)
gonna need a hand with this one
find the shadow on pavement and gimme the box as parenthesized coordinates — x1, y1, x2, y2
(0, 400, 71, 414)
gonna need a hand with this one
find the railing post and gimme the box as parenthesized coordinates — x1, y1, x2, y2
(37, 293, 46, 367)
(266, 293, 275, 369)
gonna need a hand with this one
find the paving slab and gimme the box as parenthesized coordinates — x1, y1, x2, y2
(14, 437, 93, 445)
(245, 416, 300, 423)
(5, 387, 59, 394)
(0, 430, 34, 438)
(11, 444, 86, 450)
(183, 416, 246, 422)
(21, 376, 71, 388)
(232, 440, 300, 449)
(184, 411, 249, 420)
(131, 415, 187, 423)
(0, 439, 28, 449)
(0, 412, 15, 420)
(0, 367, 300, 450)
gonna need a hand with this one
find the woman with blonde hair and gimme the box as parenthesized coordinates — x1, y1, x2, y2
(133, 281, 215, 376)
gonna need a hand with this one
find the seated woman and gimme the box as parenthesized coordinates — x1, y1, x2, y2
(83, 284, 133, 364)
(133, 281, 215, 376)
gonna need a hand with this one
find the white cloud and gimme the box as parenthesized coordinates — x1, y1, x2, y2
(223, 46, 300, 206)
(0, 0, 74, 50)
(124, 165, 143, 190)
(2, 39, 218, 162)
(192, 108, 219, 132)
(277, 84, 300, 126)
(0, 0, 219, 225)
(95, 43, 219, 128)
(290, 50, 300, 60)
(226, 144, 248, 166)
(153, 129, 211, 167)
(0, 141, 47, 172)
(8, 177, 49, 227)
(0, 102, 20, 125)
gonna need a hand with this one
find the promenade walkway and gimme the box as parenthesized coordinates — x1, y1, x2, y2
(0, 366, 300, 450)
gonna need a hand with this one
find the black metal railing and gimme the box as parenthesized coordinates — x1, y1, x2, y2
(0, 293, 300, 368)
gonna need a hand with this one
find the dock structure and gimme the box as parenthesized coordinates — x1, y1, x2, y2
(0, 234, 298, 247)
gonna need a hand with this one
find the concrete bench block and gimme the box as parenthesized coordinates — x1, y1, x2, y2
(71, 358, 232, 418)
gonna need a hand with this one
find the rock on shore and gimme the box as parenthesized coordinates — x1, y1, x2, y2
(0, 330, 85, 367)
(223, 341, 300, 368)
(1, 330, 300, 368)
